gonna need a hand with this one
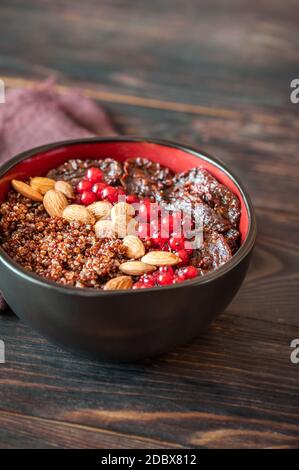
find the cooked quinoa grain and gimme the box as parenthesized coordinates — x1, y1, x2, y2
(0, 191, 127, 288)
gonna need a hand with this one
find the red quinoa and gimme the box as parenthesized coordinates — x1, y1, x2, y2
(0, 191, 127, 288)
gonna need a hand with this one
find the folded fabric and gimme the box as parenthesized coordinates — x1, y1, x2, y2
(0, 78, 117, 310)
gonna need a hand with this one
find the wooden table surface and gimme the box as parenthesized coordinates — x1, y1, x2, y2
(0, 0, 298, 449)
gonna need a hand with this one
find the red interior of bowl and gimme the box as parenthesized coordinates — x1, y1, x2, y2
(0, 141, 249, 243)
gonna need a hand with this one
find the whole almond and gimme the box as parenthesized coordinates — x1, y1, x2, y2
(113, 214, 139, 238)
(43, 189, 69, 217)
(62, 204, 95, 224)
(141, 251, 181, 266)
(123, 235, 145, 259)
(54, 180, 75, 199)
(30, 177, 55, 195)
(127, 218, 138, 236)
(119, 261, 156, 276)
(87, 201, 112, 220)
(111, 202, 135, 222)
(11, 179, 44, 202)
(103, 275, 133, 291)
(95, 219, 115, 238)
(112, 214, 133, 238)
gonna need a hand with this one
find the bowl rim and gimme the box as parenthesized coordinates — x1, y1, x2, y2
(0, 136, 257, 296)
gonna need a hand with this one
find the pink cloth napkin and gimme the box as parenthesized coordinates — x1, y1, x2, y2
(0, 79, 117, 311)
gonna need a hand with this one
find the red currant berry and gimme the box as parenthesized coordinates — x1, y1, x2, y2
(183, 266, 198, 279)
(77, 180, 93, 194)
(151, 233, 168, 248)
(85, 167, 103, 183)
(126, 194, 139, 204)
(92, 182, 107, 198)
(176, 249, 189, 266)
(140, 275, 155, 287)
(80, 191, 97, 206)
(169, 236, 185, 250)
(150, 233, 160, 247)
(172, 275, 185, 284)
(132, 282, 145, 289)
(157, 271, 173, 286)
(115, 187, 126, 202)
(158, 266, 174, 276)
(176, 268, 186, 280)
(101, 186, 119, 203)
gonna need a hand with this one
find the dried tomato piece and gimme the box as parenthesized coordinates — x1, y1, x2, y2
(173, 167, 241, 227)
(189, 232, 232, 271)
(223, 228, 241, 253)
(162, 187, 231, 233)
(99, 158, 123, 185)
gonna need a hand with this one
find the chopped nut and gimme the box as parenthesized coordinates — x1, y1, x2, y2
(54, 180, 75, 199)
(95, 219, 115, 238)
(111, 202, 135, 221)
(12, 179, 44, 202)
(43, 189, 69, 217)
(119, 261, 156, 275)
(62, 204, 95, 224)
(103, 275, 133, 290)
(30, 177, 56, 195)
(141, 251, 181, 266)
(123, 235, 145, 259)
(87, 201, 112, 220)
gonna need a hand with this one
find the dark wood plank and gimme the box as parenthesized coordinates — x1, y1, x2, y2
(0, 409, 179, 449)
(230, 207, 299, 325)
(0, 0, 298, 110)
(106, 102, 299, 215)
(0, 308, 298, 449)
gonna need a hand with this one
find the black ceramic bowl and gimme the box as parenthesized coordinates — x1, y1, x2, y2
(0, 137, 256, 361)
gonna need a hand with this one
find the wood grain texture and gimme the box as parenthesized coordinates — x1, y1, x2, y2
(0, 308, 299, 449)
(2, 76, 299, 214)
(0, 0, 298, 110)
(0, 0, 299, 449)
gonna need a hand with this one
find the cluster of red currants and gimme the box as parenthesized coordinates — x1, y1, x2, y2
(133, 265, 198, 288)
(135, 206, 199, 286)
(76, 167, 139, 205)
(136, 200, 195, 269)
(76, 167, 198, 287)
